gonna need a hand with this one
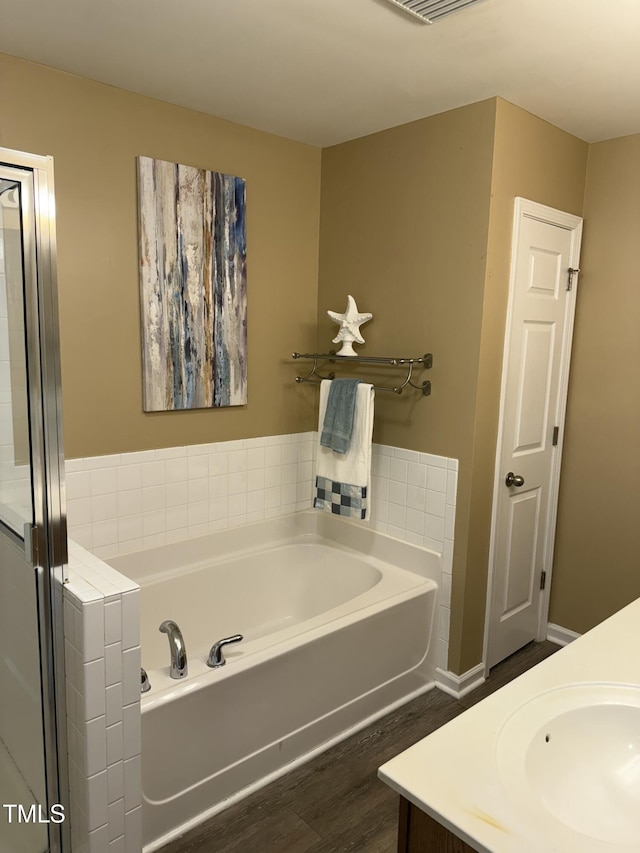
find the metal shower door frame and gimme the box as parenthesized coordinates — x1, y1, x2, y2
(0, 146, 69, 853)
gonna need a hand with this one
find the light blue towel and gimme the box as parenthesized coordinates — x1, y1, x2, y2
(320, 379, 361, 454)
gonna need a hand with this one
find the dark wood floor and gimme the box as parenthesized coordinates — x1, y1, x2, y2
(161, 641, 559, 853)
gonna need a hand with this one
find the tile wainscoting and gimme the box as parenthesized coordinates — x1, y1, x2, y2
(63, 432, 457, 851)
(369, 444, 457, 672)
(65, 433, 317, 559)
(64, 542, 142, 853)
(66, 433, 457, 669)
(0, 259, 32, 526)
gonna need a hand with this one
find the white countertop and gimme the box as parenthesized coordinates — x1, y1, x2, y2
(378, 598, 640, 852)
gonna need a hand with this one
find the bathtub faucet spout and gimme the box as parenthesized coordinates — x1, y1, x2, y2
(207, 634, 243, 668)
(159, 620, 188, 679)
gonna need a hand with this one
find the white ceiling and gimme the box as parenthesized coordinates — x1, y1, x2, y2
(1, 0, 639, 147)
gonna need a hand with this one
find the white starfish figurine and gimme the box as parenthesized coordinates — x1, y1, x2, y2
(327, 295, 373, 356)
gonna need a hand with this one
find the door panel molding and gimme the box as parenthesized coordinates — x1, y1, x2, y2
(484, 197, 582, 673)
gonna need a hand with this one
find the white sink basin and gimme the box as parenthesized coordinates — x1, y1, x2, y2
(496, 683, 640, 846)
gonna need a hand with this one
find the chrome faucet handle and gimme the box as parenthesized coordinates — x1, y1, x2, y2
(159, 619, 188, 679)
(207, 634, 243, 668)
(141, 667, 151, 693)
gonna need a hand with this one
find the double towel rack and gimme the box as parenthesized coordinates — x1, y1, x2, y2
(292, 352, 432, 396)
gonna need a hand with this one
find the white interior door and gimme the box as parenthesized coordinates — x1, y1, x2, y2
(486, 198, 582, 670)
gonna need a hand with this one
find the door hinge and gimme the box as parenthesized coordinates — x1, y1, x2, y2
(23, 522, 39, 567)
(540, 570, 547, 591)
(552, 426, 560, 446)
(567, 268, 580, 291)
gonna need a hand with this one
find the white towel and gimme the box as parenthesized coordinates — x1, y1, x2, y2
(314, 380, 375, 520)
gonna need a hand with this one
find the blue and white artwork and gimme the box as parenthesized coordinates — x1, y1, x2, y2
(137, 156, 247, 411)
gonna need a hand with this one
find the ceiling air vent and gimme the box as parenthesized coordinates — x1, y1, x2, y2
(384, 0, 489, 24)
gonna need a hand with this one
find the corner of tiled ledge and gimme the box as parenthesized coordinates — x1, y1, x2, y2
(64, 539, 142, 853)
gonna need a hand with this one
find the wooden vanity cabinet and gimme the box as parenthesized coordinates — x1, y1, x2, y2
(397, 797, 477, 852)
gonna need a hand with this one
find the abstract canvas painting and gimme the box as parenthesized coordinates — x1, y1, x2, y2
(137, 156, 247, 411)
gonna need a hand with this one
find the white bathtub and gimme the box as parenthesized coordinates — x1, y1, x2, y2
(108, 511, 440, 851)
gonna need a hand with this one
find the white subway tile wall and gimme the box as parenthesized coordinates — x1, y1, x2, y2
(66, 433, 317, 560)
(369, 444, 457, 671)
(66, 433, 457, 672)
(63, 433, 457, 849)
(0, 248, 32, 525)
(64, 541, 142, 853)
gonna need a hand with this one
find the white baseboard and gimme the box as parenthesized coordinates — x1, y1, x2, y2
(435, 663, 485, 699)
(546, 623, 581, 646)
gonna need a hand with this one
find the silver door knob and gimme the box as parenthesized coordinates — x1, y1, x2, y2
(505, 472, 525, 487)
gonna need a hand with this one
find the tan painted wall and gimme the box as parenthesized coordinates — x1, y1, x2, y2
(4, 51, 632, 671)
(318, 100, 496, 460)
(318, 98, 589, 673)
(549, 134, 640, 632)
(318, 100, 497, 674)
(0, 53, 322, 458)
(455, 99, 589, 672)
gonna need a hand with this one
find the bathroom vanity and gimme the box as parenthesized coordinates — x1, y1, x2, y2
(397, 797, 475, 851)
(379, 597, 640, 852)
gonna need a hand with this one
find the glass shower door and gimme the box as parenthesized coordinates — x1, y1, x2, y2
(0, 156, 68, 853)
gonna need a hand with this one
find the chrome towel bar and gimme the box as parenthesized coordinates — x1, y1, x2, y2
(292, 352, 432, 396)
